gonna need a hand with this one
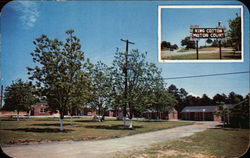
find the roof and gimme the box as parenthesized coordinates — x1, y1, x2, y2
(181, 106, 217, 113)
(33, 102, 48, 106)
(223, 104, 235, 109)
(169, 108, 177, 112)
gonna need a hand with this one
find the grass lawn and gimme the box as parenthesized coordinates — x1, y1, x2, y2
(168, 52, 241, 60)
(177, 48, 216, 52)
(0, 117, 192, 145)
(115, 127, 249, 158)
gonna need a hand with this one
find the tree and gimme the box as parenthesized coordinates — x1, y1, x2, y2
(181, 36, 195, 49)
(184, 95, 201, 107)
(149, 87, 177, 119)
(179, 88, 188, 101)
(167, 84, 179, 98)
(89, 61, 112, 121)
(211, 39, 219, 47)
(68, 69, 92, 125)
(161, 41, 171, 50)
(222, 39, 232, 47)
(226, 91, 243, 104)
(161, 41, 178, 51)
(228, 15, 241, 51)
(214, 101, 226, 127)
(206, 39, 212, 44)
(200, 94, 213, 106)
(167, 85, 188, 118)
(213, 93, 227, 104)
(3, 79, 37, 121)
(229, 98, 249, 128)
(111, 49, 165, 128)
(171, 44, 178, 50)
(27, 30, 91, 131)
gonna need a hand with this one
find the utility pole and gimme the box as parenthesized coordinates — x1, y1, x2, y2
(120, 39, 134, 128)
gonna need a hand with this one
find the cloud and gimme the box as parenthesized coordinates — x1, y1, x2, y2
(189, 92, 201, 97)
(10, 1, 39, 28)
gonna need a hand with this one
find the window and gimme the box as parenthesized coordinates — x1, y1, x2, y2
(40, 108, 46, 113)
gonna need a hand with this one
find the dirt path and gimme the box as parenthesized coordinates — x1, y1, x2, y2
(2, 121, 220, 158)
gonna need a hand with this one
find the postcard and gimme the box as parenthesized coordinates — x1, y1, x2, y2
(0, 1, 249, 158)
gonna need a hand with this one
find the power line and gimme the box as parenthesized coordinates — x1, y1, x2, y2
(164, 71, 250, 80)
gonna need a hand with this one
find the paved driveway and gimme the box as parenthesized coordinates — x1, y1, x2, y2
(2, 121, 220, 158)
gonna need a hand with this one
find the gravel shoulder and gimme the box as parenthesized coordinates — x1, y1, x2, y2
(2, 121, 220, 158)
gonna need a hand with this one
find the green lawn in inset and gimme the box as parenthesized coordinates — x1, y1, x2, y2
(166, 52, 241, 60)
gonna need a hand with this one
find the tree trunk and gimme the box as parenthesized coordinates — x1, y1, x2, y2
(17, 110, 20, 121)
(60, 112, 64, 131)
(28, 110, 31, 119)
(157, 108, 159, 120)
(223, 112, 225, 128)
(129, 105, 133, 129)
(237, 43, 240, 51)
(98, 104, 101, 122)
(123, 105, 126, 128)
(129, 118, 133, 129)
(123, 116, 126, 128)
(70, 114, 73, 125)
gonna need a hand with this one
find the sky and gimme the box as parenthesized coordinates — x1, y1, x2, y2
(0, 0, 249, 99)
(161, 8, 241, 47)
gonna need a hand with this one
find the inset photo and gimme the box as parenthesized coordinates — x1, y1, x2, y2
(158, 5, 243, 62)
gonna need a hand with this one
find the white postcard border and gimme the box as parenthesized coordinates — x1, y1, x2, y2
(158, 5, 244, 63)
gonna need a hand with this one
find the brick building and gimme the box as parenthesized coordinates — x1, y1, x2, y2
(181, 106, 221, 121)
(0, 111, 27, 118)
(144, 108, 178, 120)
(31, 103, 51, 116)
(168, 108, 178, 120)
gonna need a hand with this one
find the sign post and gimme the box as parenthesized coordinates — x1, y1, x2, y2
(219, 40, 222, 59)
(190, 25, 200, 60)
(190, 23, 226, 60)
(218, 21, 222, 59)
(196, 40, 199, 59)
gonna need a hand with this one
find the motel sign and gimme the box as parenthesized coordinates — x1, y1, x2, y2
(192, 28, 225, 38)
(189, 22, 226, 59)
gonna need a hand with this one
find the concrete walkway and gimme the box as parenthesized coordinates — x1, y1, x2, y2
(2, 121, 220, 158)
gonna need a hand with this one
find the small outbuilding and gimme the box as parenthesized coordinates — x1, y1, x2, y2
(181, 106, 221, 121)
(168, 108, 178, 120)
(144, 108, 178, 120)
(31, 103, 51, 116)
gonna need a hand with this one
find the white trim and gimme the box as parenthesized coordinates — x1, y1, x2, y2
(159, 5, 243, 9)
(158, 5, 244, 63)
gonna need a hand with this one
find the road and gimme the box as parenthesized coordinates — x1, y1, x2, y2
(161, 48, 234, 58)
(2, 121, 220, 158)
